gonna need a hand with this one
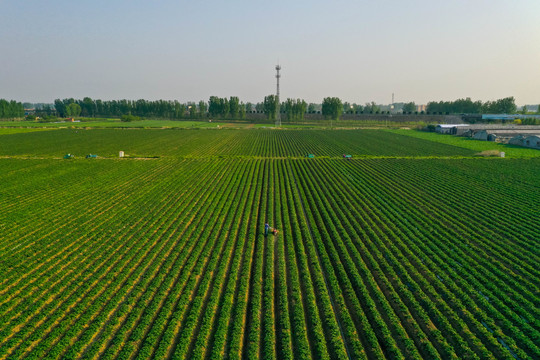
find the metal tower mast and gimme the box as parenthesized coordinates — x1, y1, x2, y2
(275, 64, 281, 127)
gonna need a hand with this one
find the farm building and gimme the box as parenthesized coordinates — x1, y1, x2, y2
(460, 125, 540, 139)
(435, 124, 469, 135)
(482, 114, 540, 121)
(508, 135, 540, 149)
(436, 124, 540, 138)
(472, 129, 540, 142)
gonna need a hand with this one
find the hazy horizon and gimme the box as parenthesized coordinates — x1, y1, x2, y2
(1, 0, 539, 105)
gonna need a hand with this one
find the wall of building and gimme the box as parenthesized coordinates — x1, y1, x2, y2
(242, 113, 461, 124)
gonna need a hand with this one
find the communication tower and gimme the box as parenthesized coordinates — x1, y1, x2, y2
(275, 64, 281, 127)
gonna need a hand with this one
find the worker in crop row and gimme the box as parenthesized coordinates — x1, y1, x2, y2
(265, 223, 279, 236)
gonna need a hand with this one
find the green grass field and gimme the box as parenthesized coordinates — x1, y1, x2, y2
(0, 129, 538, 359)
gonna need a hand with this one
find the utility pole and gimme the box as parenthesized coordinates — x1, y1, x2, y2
(275, 64, 281, 127)
(389, 92, 395, 127)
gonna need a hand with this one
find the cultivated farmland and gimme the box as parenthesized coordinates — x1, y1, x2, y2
(0, 129, 538, 359)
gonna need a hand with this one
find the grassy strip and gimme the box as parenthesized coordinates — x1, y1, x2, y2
(0, 128, 54, 135)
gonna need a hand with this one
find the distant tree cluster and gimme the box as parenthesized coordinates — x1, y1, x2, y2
(482, 97, 517, 114)
(50, 97, 254, 120)
(282, 98, 307, 121)
(307, 103, 319, 113)
(263, 95, 279, 121)
(207, 96, 247, 119)
(208, 96, 229, 118)
(54, 98, 192, 119)
(322, 97, 343, 120)
(362, 102, 382, 114)
(0, 99, 24, 119)
(402, 102, 416, 114)
(342, 102, 362, 114)
(426, 97, 516, 115)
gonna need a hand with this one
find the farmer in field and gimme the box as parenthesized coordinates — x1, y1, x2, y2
(264, 223, 270, 236)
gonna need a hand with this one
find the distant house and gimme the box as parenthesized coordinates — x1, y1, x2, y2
(435, 124, 469, 134)
(435, 123, 540, 145)
(473, 129, 540, 142)
(509, 135, 540, 149)
(509, 136, 525, 146)
(472, 130, 490, 141)
(461, 125, 540, 138)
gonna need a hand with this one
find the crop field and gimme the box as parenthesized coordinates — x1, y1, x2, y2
(0, 129, 538, 359)
(0, 128, 477, 159)
(0, 119, 227, 129)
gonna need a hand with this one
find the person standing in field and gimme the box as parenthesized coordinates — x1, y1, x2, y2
(265, 223, 270, 236)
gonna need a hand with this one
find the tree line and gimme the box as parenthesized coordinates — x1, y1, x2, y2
(11, 95, 536, 122)
(47, 97, 257, 120)
(53, 98, 194, 119)
(426, 97, 517, 115)
(48, 96, 310, 121)
(0, 99, 24, 119)
(47, 96, 392, 121)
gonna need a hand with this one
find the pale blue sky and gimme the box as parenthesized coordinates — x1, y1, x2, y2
(1, 0, 539, 105)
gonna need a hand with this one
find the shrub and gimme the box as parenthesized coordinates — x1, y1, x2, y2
(475, 150, 502, 157)
(121, 114, 141, 122)
(38, 115, 58, 122)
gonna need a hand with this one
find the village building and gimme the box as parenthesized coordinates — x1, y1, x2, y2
(435, 123, 540, 149)
(472, 129, 540, 142)
(508, 135, 540, 150)
(435, 124, 469, 135)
